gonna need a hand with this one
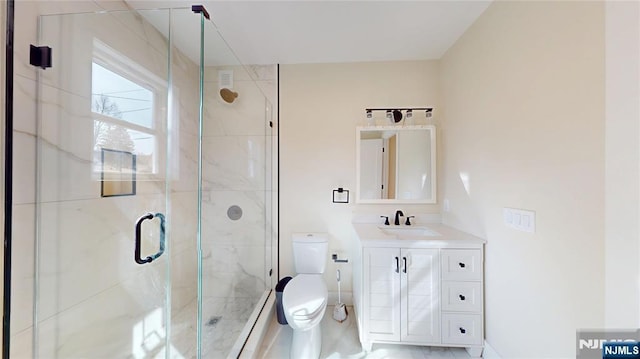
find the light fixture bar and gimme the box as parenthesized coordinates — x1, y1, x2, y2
(365, 107, 433, 112)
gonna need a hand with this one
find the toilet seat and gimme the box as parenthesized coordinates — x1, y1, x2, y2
(282, 274, 327, 323)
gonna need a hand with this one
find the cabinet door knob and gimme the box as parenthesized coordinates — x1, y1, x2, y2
(459, 327, 466, 334)
(395, 257, 399, 273)
(459, 294, 466, 301)
(458, 262, 466, 268)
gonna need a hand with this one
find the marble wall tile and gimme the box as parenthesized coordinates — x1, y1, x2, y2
(265, 133, 275, 192)
(167, 297, 198, 357)
(203, 80, 270, 137)
(167, 192, 198, 311)
(94, 0, 130, 11)
(14, 75, 37, 136)
(13, 131, 36, 205)
(11, 204, 35, 335)
(37, 11, 170, 96)
(109, 9, 171, 55)
(201, 189, 266, 245)
(247, 65, 277, 82)
(9, 327, 33, 359)
(202, 136, 267, 191)
(258, 79, 277, 120)
(169, 247, 197, 310)
(14, 1, 105, 82)
(170, 131, 199, 193)
(35, 275, 171, 358)
(204, 64, 276, 84)
(36, 194, 166, 320)
(168, 191, 199, 255)
(201, 245, 266, 299)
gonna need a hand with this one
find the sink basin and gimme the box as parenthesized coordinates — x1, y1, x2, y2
(378, 226, 440, 237)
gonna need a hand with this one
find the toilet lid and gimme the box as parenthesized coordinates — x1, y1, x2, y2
(282, 275, 327, 319)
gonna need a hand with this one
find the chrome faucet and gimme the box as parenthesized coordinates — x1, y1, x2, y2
(394, 210, 404, 226)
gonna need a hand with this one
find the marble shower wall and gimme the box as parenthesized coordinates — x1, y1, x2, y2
(201, 64, 277, 306)
(11, 4, 201, 358)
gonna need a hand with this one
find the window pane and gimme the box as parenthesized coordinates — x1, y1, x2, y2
(91, 62, 153, 128)
(128, 129, 155, 174)
(94, 121, 156, 175)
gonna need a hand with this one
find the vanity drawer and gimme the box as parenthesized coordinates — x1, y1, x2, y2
(441, 249, 482, 280)
(441, 313, 482, 345)
(441, 281, 482, 312)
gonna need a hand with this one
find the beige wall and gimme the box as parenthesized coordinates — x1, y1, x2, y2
(440, 1, 605, 357)
(604, 1, 640, 328)
(280, 60, 441, 297)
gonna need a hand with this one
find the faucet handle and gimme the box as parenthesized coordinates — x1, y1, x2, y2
(405, 216, 415, 226)
(380, 216, 390, 225)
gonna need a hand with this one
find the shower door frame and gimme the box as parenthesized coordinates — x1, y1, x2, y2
(2, 0, 15, 356)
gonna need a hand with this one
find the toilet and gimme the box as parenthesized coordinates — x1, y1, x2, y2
(282, 233, 329, 359)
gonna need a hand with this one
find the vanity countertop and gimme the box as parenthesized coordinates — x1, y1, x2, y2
(352, 222, 486, 249)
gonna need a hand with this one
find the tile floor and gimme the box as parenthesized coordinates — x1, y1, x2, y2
(258, 306, 480, 358)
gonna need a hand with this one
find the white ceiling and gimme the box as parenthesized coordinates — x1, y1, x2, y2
(128, 1, 492, 65)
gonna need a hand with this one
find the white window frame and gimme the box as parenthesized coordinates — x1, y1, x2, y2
(92, 39, 168, 178)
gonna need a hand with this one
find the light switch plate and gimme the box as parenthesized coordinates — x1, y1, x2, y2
(503, 207, 535, 233)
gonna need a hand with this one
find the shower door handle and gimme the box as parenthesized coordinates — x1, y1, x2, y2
(134, 212, 166, 265)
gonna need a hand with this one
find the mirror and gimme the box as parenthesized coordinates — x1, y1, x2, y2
(356, 125, 436, 204)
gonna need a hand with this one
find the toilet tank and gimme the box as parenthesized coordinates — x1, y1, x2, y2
(292, 233, 328, 274)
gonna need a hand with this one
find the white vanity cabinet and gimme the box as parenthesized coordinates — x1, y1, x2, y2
(440, 249, 483, 349)
(364, 248, 440, 344)
(352, 223, 485, 356)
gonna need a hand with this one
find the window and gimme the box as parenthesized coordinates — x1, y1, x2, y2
(91, 40, 168, 178)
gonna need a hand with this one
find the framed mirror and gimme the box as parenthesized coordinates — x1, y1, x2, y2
(356, 125, 436, 204)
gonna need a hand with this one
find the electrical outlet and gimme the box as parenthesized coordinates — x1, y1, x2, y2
(503, 207, 535, 233)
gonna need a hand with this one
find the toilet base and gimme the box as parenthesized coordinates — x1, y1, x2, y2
(290, 324, 321, 359)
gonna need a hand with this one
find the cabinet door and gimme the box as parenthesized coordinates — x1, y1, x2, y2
(400, 248, 440, 344)
(364, 247, 401, 342)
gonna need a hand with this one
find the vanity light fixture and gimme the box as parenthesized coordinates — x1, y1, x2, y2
(365, 109, 374, 126)
(385, 110, 392, 122)
(392, 109, 403, 123)
(425, 108, 433, 118)
(365, 107, 434, 124)
(366, 109, 373, 119)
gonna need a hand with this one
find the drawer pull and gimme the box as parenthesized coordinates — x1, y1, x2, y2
(458, 262, 466, 268)
(459, 294, 466, 301)
(459, 327, 466, 334)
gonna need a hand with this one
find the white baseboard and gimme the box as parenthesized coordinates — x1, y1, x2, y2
(482, 340, 501, 359)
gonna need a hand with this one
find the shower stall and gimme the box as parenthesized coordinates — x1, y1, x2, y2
(10, 6, 277, 358)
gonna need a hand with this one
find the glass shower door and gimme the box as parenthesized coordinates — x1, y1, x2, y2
(33, 9, 185, 358)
